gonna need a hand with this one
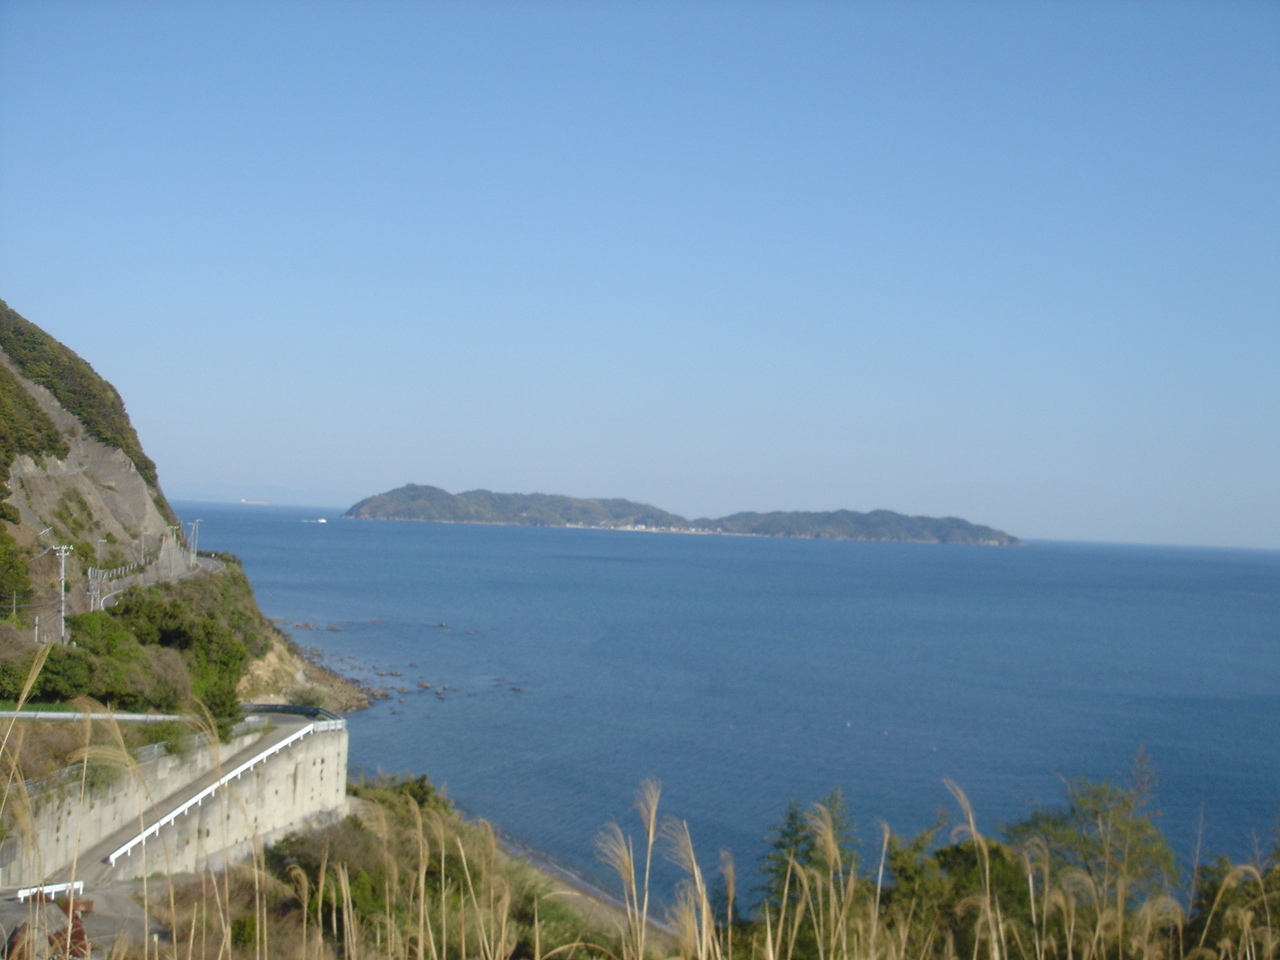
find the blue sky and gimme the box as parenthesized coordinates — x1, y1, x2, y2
(1, 1, 1276, 548)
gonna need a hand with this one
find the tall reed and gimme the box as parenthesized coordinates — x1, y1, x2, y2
(1, 664, 1275, 960)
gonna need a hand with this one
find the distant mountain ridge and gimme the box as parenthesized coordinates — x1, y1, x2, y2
(344, 484, 1021, 545)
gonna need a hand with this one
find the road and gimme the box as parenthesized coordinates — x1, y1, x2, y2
(61, 713, 313, 885)
(0, 712, 316, 954)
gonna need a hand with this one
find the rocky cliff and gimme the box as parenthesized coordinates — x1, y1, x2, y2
(0, 298, 368, 716)
(0, 300, 199, 631)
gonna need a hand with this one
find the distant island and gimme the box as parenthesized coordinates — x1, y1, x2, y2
(344, 484, 1022, 545)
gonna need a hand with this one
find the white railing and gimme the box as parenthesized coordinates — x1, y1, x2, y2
(17, 880, 83, 901)
(106, 718, 343, 867)
(0, 711, 185, 723)
(89, 551, 160, 583)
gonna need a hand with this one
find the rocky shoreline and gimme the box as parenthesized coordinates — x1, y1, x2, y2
(294, 640, 381, 711)
(238, 623, 379, 712)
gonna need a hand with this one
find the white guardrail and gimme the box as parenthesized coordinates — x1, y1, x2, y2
(106, 717, 345, 867)
(16, 880, 84, 902)
(0, 711, 185, 723)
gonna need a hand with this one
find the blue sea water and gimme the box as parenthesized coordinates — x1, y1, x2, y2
(177, 501, 1280, 897)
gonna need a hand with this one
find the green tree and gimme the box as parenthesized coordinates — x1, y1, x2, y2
(1004, 752, 1178, 957)
(883, 816, 1034, 960)
(756, 789, 861, 960)
(759, 790, 856, 908)
(1005, 754, 1176, 902)
(760, 798, 818, 907)
(1185, 824, 1280, 954)
(34, 645, 94, 699)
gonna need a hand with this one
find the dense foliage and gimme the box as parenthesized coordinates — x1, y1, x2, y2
(0, 562, 275, 736)
(347, 484, 1022, 545)
(0, 298, 162, 492)
(0, 615, 191, 709)
(586, 762, 1275, 960)
(0, 358, 68, 477)
(0, 355, 74, 598)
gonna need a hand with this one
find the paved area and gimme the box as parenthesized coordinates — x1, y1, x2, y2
(0, 880, 171, 958)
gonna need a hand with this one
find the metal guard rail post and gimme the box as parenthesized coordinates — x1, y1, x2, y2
(106, 717, 345, 867)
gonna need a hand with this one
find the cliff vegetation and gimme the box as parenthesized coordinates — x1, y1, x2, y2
(0, 559, 279, 735)
(0, 300, 351, 732)
(0, 298, 160, 491)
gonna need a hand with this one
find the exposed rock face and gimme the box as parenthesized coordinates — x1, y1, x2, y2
(0, 340, 197, 619)
(0, 302, 369, 711)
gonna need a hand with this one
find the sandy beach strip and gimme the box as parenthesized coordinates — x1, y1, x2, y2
(497, 833, 677, 945)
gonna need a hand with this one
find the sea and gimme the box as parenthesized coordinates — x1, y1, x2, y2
(175, 501, 1280, 899)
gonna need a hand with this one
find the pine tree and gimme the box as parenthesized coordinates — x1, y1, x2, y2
(758, 790, 857, 908)
(759, 798, 817, 907)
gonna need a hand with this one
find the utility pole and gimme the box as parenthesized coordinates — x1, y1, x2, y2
(53, 545, 71, 642)
(188, 519, 202, 566)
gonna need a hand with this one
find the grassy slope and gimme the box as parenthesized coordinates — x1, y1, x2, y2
(135, 766, 1280, 960)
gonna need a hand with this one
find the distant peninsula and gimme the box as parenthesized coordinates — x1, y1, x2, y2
(344, 484, 1022, 546)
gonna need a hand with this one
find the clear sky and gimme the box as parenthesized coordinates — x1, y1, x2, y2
(1, 1, 1276, 548)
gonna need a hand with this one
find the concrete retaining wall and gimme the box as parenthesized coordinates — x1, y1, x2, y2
(0, 721, 349, 887)
(108, 725, 348, 880)
(0, 728, 264, 888)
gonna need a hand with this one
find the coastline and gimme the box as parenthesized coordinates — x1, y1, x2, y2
(289, 626, 388, 708)
(339, 515, 1020, 546)
(497, 832, 677, 944)
(277, 635, 668, 942)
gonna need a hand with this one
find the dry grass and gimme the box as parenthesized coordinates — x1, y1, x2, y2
(0, 645, 1276, 960)
(590, 782, 1279, 960)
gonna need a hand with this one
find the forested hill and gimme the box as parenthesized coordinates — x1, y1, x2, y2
(345, 484, 691, 530)
(695, 509, 1020, 545)
(345, 484, 1022, 545)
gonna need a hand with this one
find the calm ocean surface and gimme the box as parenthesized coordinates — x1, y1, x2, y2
(177, 501, 1280, 897)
